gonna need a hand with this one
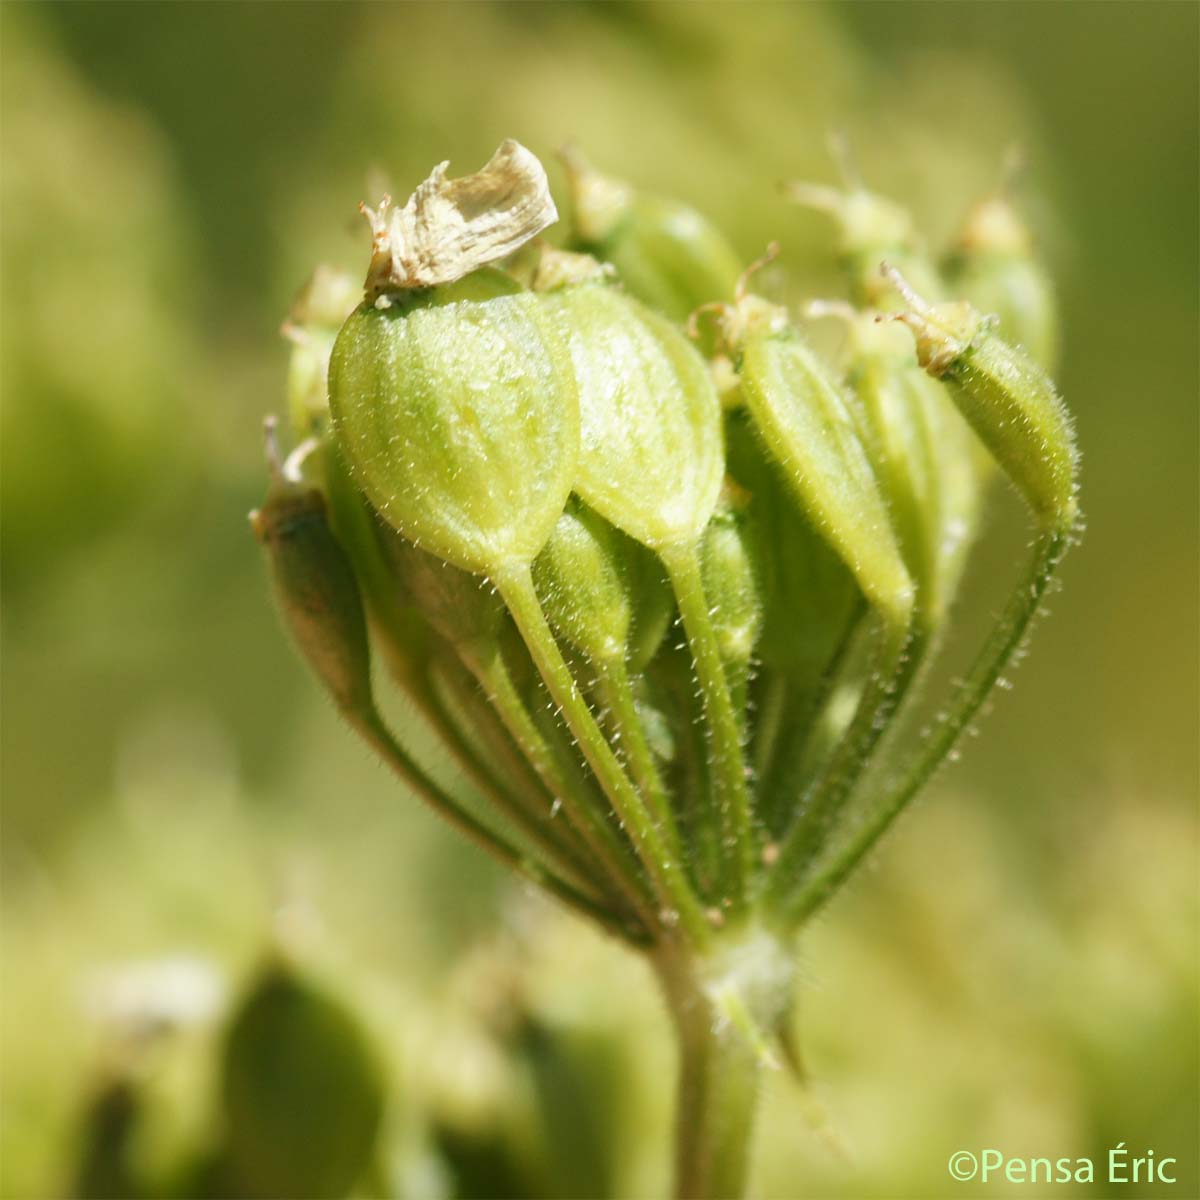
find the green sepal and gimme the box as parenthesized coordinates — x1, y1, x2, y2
(219, 959, 385, 1200)
(540, 280, 723, 551)
(330, 277, 579, 574)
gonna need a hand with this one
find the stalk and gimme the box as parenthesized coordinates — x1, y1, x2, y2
(352, 709, 646, 943)
(595, 653, 687, 869)
(426, 653, 607, 887)
(653, 927, 796, 1200)
(761, 616, 919, 914)
(445, 644, 651, 912)
(757, 600, 868, 837)
(495, 563, 711, 944)
(660, 542, 756, 912)
(786, 528, 1069, 923)
(669, 995, 761, 1200)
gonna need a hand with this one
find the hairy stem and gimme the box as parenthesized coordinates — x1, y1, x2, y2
(661, 542, 756, 913)
(761, 612, 920, 913)
(465, 645, 653, 915)
(495, 563, 710, 944)
(653, 928, 796, 1199)
(786, 527, 1070, 924)
(352, 708, 646, 942)
(596, 653, 687, 870)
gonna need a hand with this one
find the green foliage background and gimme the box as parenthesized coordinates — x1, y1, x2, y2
(2, 3, 1196, 1197)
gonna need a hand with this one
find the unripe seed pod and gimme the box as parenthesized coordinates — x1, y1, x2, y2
(329, 144, 579, 577)
(537, 264, 723, 552)
(250, 425, 374, 719)
(719, 288, 915, 632)
(943, 193, 1060, 370)
(331, 275, 579, 574)
(884, 265, 1079, 531)
(561, 147, 742, 321)
(532, 497, 633, 667)
(815, 305, 967, 626)
(725, 412, 857, 685)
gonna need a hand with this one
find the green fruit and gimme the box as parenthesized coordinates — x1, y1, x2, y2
(888, 267, 1078, 532)
(540, 279, 723, 552)
(737, 318, 914, 631)
(330, 274, 579, 575)
(562, 148, 742, 321)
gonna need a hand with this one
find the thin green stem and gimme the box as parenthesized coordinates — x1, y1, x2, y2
(596, 653, 687, 870)
(372, 628, 527, 817)
(466, 647, 655, 917)
(351, 708, 647, 943)
(758, 600, 869, 838)
(659, 644, 720, 898)
(786, 527, 1070, 925)
(750, 671, 787, 784)
(429, 649, 629, 907)
(660, 541, 756, 912)
(495, 563, 710, 945)
(761, 617, 920, 913)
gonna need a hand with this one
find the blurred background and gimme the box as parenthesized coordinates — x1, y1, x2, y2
(2, 3, 1196, 1197)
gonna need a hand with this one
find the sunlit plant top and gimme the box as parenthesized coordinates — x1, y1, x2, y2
(254, 139, 1079, 1199)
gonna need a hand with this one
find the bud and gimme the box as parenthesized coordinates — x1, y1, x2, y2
(785, 174, 942, 311)
(377, 522, 506, 669)
(561, 146, 743, 322)
(884, 264, 1079, 531)
(813, 304, 987, 628)
(724, 413, 857, 689)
